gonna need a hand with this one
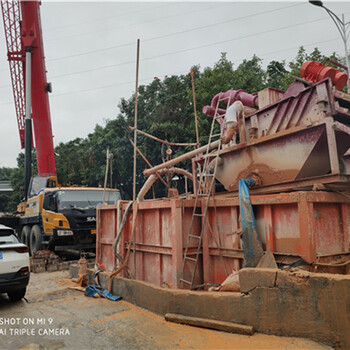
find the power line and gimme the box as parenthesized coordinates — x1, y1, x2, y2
(0, 3, 225, 72)
(0, 35, 343, 105)
(46, 3, 227, 43)
(48, 14, 336, 80)
(252, 38, 339, 63)
(44, 4, 169, 33)
(48, 3, 304, 63)
(1, 5, 348, 98)
(45, 37, 346, 99)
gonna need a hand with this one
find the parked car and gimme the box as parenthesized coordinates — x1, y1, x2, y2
(0, 225, 30, 301)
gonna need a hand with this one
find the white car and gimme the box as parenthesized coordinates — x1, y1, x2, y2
(0, 225, 30, 301)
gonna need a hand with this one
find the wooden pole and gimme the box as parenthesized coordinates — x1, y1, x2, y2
(133, 39, 140, 201)
(110, 153, 113, 188)
(129, 127, 197, 147)
(143, 140, 220, 177)
(126, 134, 169, 188)
(190, 71, 200, 148)
(132, 39, 140, 276)
(103, 147, 109, 204)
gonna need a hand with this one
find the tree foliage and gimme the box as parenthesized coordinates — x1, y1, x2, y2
(4, 46, 343, 209)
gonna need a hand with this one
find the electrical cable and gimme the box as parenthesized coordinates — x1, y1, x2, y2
(47, 14, 343, 81)
(47, 3, 304, 63)
(0, 35, 343, 104)
(44, 3, 169, 32)
(47, 3, 227, 43)
(0, 43, 344, 104)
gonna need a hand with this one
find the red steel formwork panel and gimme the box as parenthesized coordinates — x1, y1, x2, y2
(96, 203, 121, 271)
(96, 198, 202, 288)
(97, 192, 350, 288)
(203, 191, 350, 285)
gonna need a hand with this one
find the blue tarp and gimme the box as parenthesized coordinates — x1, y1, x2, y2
(84, 285, 122, 301)
(238, 178, 264, 267)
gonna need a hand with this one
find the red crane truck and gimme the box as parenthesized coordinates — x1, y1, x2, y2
(1, 0, 120, 254)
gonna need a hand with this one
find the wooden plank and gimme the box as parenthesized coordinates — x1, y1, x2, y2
(165, 313, 254, 335)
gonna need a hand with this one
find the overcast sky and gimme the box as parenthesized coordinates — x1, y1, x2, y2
(0, 0, 349, 168)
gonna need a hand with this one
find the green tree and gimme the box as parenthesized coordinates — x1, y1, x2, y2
(232, 55, 266, 93)
(0, 167, 15, 181)
(55, 138, 90, 185)
(289, 46, 340, 78)
(0, 168, 16, 212)
(43, 47, 344, 200)
(266, 60, 290, 90)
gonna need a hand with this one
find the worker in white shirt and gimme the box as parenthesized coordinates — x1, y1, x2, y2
(221, 100, 244, 145)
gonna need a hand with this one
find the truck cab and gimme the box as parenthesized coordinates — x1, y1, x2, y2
(20, 180, 121, 254)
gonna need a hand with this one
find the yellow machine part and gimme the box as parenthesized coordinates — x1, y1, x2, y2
(42, 210, 70, 234)
(24, 194, 43, 217)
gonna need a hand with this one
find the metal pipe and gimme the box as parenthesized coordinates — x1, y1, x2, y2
(24, 47, 32, 200)
(138, 167, 193, 201)
(202, 89, 258, 117)
(143, 140, 220, 177)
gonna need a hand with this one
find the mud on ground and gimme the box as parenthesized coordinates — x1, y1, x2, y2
(0, 271, 331, 350)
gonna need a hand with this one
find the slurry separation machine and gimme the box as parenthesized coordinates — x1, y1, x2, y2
(97, 61, 350, 289)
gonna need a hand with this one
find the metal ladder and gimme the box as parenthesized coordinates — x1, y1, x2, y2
(180, 93, 232, 289)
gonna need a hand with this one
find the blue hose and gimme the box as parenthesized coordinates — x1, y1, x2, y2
(238, 178, 264, 267)
(84, 285, 122, 301)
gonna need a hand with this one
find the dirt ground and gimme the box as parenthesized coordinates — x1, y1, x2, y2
(0, 271, 331, 350)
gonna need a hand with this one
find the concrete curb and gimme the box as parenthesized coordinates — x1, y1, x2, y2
(70, 265, 350, 349)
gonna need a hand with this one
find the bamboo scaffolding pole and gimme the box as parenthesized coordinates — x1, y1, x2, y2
(189, 71, 200, 148)
(103, 147, 110, 204)
(129, 126, 197, 147)
(132, 39, 140, 276)
(133, 39, 140, 202)
(126, 134, 169, 188)
(143, 140, 220, 177)
(110, 152, 113, 188)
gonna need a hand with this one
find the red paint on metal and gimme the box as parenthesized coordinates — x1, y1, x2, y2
(97, 199, 203, 288)
(202, 191, 350, 284)
(300, 61, 348, 90)
(1, 1, 25, 148)
(202, 89, 258, 117)
(97, 192, 350, 288)
(1, 1, 56, 175)
(300, 61, 335, 84)
(334, 71, 348, 90)
(197, 79, 350, 193)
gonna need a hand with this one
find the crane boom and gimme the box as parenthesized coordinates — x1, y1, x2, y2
(1, 1, 119, 256)
(1, 0, 56, 176)
(1, 0, 25, 149)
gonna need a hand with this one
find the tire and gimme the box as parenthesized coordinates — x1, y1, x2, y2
(7, 288, 26, 302)
(30, 225, 42, 255)
(20, 226, 31, 246)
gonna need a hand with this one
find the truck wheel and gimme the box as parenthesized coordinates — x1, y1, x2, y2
(20, 226, 31, 246)
(7, 288, 26, 302)
(30, 225, 42, 254)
